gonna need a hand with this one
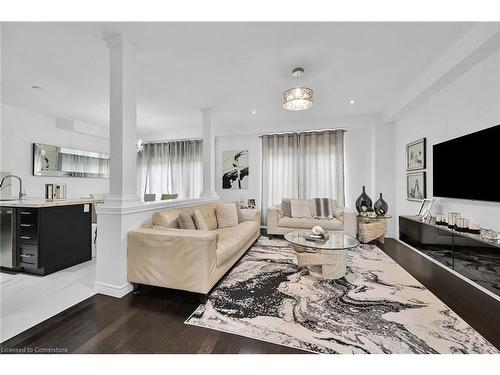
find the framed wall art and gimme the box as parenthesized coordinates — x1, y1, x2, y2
(407, 171, 426, 201)
(406, 138, 426, 171)
(222, 150, 249, 189)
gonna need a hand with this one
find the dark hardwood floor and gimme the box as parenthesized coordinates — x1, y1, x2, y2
(0, 283, 306, 354)
(1, 238, 499, 353)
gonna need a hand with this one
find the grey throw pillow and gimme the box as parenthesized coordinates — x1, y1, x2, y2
(281, 198, 292, 217)
(312, 198, 336, 219)
(178, 211, 196, 229)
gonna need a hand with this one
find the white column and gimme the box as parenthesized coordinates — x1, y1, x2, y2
(200, 108, 218, 197)
(95, 34, 139, 298)
(105, 34, 140, 205)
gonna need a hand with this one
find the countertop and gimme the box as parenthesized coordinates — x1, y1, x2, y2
(0, 197, 95, 208)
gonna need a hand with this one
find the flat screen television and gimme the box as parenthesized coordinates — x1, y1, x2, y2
(433, 124, 500, 202)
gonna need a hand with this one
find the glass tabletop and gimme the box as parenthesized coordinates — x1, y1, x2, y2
(357, 215, 392, 220)
(284, 230, 360, 251)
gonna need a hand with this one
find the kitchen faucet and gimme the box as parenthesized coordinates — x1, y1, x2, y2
(0, 174, 26, 200)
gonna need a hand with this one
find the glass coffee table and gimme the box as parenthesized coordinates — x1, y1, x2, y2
(284, 231, 360, 280)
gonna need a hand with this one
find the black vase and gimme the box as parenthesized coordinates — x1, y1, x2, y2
(374, 193, 388, 217)
(355, 186, 372, 214)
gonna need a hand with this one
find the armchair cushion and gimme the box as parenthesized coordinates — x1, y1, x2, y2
(277, 216, 344, 231)
(291, 199, 312, 218)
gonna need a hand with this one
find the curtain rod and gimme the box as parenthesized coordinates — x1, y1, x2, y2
(258, 128, 346, 137)
(142, 137, 203, 144)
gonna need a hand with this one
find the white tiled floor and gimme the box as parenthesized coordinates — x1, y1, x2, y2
(0, 258, 96, 342)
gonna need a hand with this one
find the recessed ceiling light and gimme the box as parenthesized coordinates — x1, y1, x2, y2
(349, 99, 355, 104)
(251, 110, 256, 115)
(31, 85, 42, 90)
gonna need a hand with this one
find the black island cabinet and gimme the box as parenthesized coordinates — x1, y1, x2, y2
(15, 203, 92, 275)
(399, 215, 500, 297)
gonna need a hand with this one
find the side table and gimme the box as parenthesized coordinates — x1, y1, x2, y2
(357, 215, 392, 244)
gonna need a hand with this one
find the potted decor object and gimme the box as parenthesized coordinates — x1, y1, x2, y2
(355, 186, 373, 214)
(374, 193, 388, 217)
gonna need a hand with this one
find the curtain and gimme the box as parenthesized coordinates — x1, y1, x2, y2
(261, 129, 345, 222)
(137, 140, 203, 200)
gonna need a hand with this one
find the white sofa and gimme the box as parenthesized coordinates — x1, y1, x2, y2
(127, 202, 260, 299)
(266, 200, 357, 238)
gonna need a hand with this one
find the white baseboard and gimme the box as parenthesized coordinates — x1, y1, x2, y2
(95, 281, 133, 298)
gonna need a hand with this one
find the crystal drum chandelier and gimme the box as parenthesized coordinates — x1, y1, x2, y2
(283, 67, 314, 111)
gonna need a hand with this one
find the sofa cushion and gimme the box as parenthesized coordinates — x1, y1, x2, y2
(178, 211, 196, 229)
(192, 209, 209, 230)
(216, 221, 259, 266)
(312, 198, 336, 219)
(153, 210, 184, 228)
(153, 225, 219, 241)
(152, 202, 218, 230)
(216, 203, 239, 228)
(197, 205, 217, 230)
(277, 216, 344, 231)
(291, 199, 312, 218)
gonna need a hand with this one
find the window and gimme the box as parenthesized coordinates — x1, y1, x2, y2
(137, 140, 203, 200)
(261, 130, 345, 221)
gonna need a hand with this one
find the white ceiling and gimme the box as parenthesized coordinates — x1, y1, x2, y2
(1, 22, 474, 137)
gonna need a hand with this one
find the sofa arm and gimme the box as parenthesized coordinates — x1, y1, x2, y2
(266, 206, 280, 235)
(342, 210, 357, 238)
(127, 228, 218, 294)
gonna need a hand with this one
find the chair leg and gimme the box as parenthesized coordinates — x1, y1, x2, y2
(199, 293, 208, 304)
(132, 283, 142, 295)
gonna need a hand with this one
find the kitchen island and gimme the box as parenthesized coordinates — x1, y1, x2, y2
(0, 198, 93, 275)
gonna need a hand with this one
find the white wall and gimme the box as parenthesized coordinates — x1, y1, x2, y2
(395, 50, 500, 232)
(1, 104, 110, 198)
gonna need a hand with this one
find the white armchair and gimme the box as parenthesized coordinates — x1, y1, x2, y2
(266, 201, 357, 238)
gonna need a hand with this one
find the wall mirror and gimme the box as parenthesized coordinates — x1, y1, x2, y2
(33, 143, 110, 178)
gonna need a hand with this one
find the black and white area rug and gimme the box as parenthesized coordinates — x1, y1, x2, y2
(185, 236, 498, 354)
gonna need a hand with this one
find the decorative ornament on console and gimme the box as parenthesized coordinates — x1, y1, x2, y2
(374, 193, 388, 217)
(355, 186, 372, 214)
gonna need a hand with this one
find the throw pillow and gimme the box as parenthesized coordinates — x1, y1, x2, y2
(178, 211, 196, 229)
(216, 203, 239, 228)
(192, 209, 209, 230)
(290, 199, 312, 218)
(281, 198, 292, 217)
(313, 198, 336, 219)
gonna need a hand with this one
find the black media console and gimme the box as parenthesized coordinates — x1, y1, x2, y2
(399, 215, 500, 297)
